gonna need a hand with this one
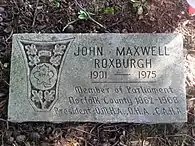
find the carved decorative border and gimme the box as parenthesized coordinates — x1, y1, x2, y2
(17, 38, 74, 112)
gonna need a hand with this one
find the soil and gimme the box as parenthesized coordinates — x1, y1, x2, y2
(0, 0, 195, 145)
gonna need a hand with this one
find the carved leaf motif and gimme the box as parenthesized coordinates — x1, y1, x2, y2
(32, 90, 43, 102)
(54, 44, 66, 55)
(25, 44, 37, 55)
(44, 90, 55, 102)
(50, 55, 61, 67)
(28, 55, 40, 66)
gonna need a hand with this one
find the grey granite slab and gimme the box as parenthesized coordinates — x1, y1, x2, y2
(8, 33, 186, 123)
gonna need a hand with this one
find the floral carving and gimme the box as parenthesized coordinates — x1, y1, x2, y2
(25, 44, 37, 55)
(31, 90, 55, 109)
(25, 44, 40, 66)
(28, 55, 40, 66)
(49, 44, 66, 66)
(44, 90, 55, 102)
(53, 44, 66, 55)
(32, 90, 43, 102)
(50, 55, 61, 66)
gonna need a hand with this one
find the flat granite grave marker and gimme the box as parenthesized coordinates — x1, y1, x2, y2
(8, 33, 187, 123)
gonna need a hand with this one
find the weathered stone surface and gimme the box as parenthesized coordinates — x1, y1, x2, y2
(8, 33, 186, 123)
